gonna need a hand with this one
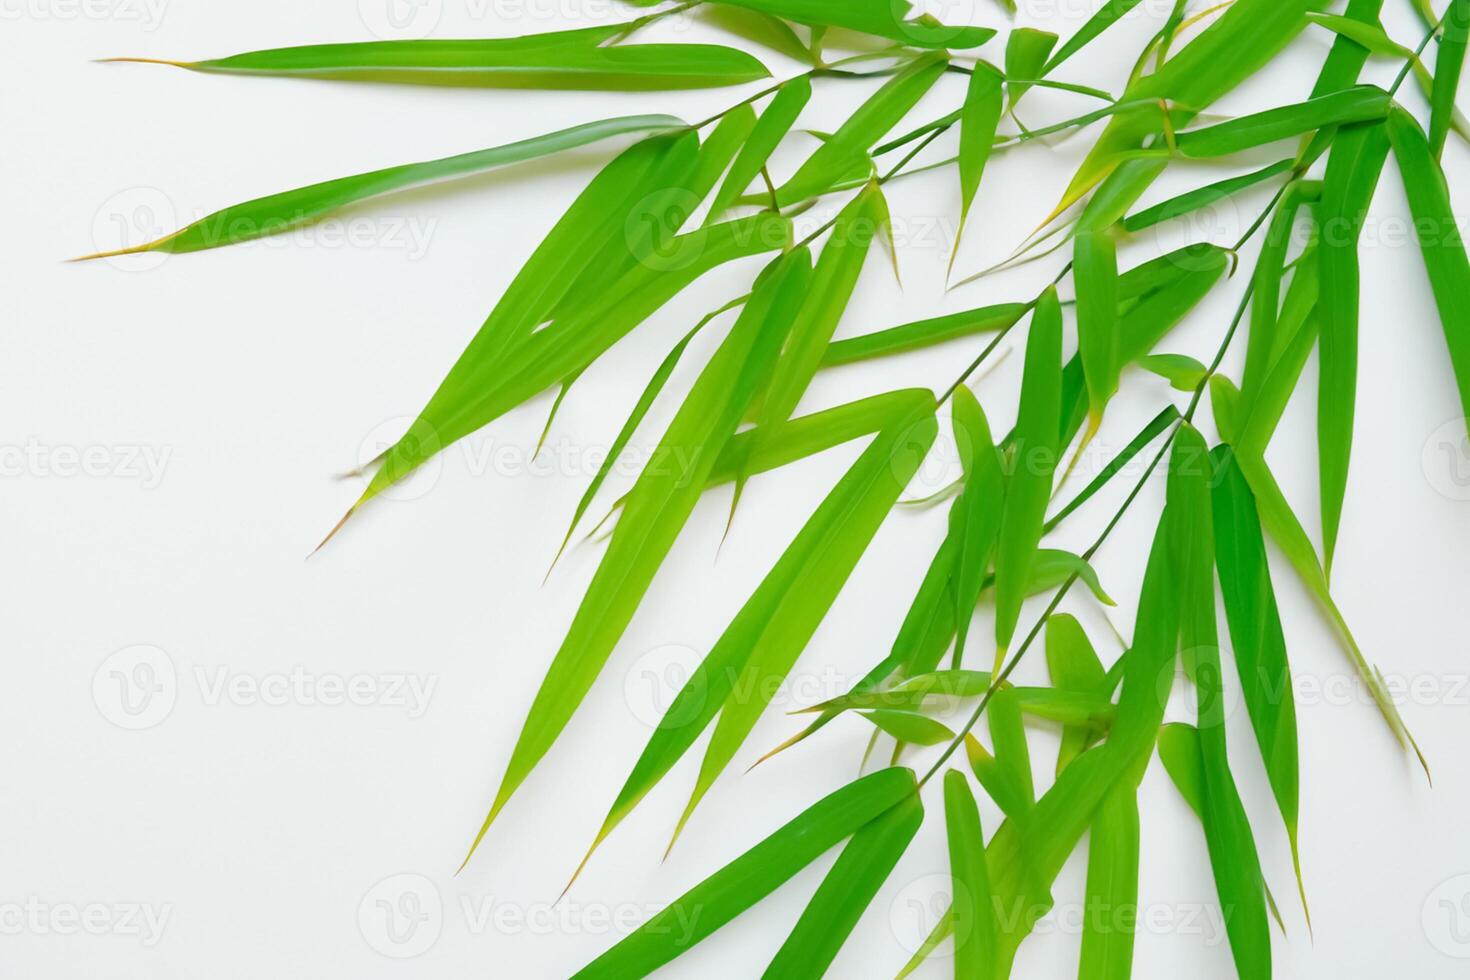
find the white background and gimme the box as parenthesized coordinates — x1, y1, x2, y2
(4, 1, 1470, 977)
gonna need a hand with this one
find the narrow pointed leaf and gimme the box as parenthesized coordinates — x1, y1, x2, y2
(1432, 0, 1470, 156)
(945, 770, 997, 980)
(950, 386, 1005, 666)
(1318, 119, 1390, 577)
(1075, 230, 1121, 427)
(84, 115, 686, 257)
(709, 0, 995, 49)
(1124, 159, 1294, 232)
(127, 28, 771, 89)
(1045, 613, 1107, 774)
(765, 791, 924, 978)
(707, 75, 812, 222)
(572, 769, 918, 979)
(777, 54, 947, 206)
(1173, 86, 1390, 158)
(1004, 28, 1059, 107)
(463, 249, 810, 862)
(1078, 784, 1141, 980)
(958, 63, 1005, 241)
(993, 288, 1063, 669)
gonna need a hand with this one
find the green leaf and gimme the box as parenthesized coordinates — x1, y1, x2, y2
(1005, 28, 1059, 107)
(549, 297, 744, 572)
(777, 54, 948, 206)
(119, 27, 771, 89)
(79, 114, 686, 258)
(462, 247, 811, 866)
(765, 791, 924, 977)
(1211, 446, 1306, 921)
(708, 75, 812, 222)
(581, 393, 937, 864)
(709, 0, 996, 49)
(993, 288, 1063, 672)
(1123, 159, 1294, 233)
(1241, 180, 1320, 415)
(737, 184, 885, 519)
(1047, 406, 1180, 532)
(572, 769, 918, 979)
(1386, 105, 1470, 426)
(1078, 784, 1141, 980)
(1045, 0, 1146, 74)
(1075, 230, 1122, 430)
(1432, 0, 1470, 157)
(1013, 550, 1116, 607)
(1140, 353, 1208, 391)
(1317, 119, 1390, 579)
(986, 500, 1180, 974)
(364, 206, 793, 509)
(1054, 0, 1316, 218)
(821, 304, 1029, 367)
(950, 386, 1006, 667)
(1045, 613, 1108, 774)
(1173, 85, 1390, 158)
(1168, 424, 1272, 980)
(957, 63, 1006, 255)
(944, 771, 998, 980)
(861, 709, 955, 746)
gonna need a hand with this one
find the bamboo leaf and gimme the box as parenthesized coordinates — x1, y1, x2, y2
(993, 288, 1063, 672)
(1211, 446, 1306, 920)
(117, 27, 771, 89)
(1169, 423, 1272, 980)
(950, 386, 1006, 667)
(944, 770, 997, 980)
(1078, 784, 1141, 980)
(1139, 353, 1208, 391)
(1431, 0, 1470, 157)
(708, 0, 996, 49)
(708, 75, 812, 222)
(1005, 28, 1059, 108)
(1075, 230, 1121, 432)
(1044, 0, 1147, 75)
(957, 63, 1006, 256)
(777, 54, 948, 206)
(79, 115, 686, 258)
(1047, 406, 1180, 532)
(1386, 105, 1470, 424)
(821, 304, 1029, 368)
(580, 393, 937, 864)
(1173, 86, 1390, 158)
(572, 769, 918, 979)
(765, 791, 925, 978)
(462, 248, 811, 865)
(862, 709, 955, 746)
(1123, 159, 1294, 232)
(1046, 613, 1107, 774)
(1317, 119, 1390, 579)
